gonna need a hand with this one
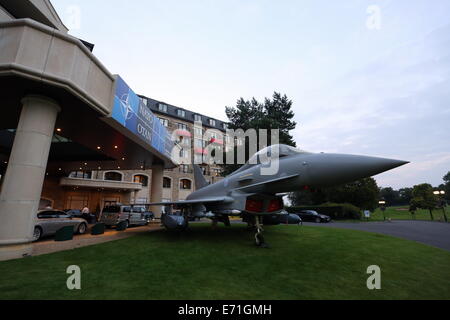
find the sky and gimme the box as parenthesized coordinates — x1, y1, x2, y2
(52, 0, 450, 189)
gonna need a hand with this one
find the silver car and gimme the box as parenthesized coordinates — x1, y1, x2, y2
(100, 204, 149, 228)
(33, 210, 88, 241)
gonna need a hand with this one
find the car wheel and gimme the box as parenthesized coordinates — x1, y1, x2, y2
(33, 227, 42, 242)
(124, 220, 129, 229)
(315, 217, 321, 223)
(77, 223, 87, 235)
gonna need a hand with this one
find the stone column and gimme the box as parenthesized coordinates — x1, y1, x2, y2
(150, 164, 164, 218)
(0, 95, 60, 261)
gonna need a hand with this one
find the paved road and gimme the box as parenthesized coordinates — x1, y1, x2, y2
(303, 220, 450, 251)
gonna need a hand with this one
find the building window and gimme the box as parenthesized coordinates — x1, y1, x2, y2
(209, 119, 216, 126)
(159, 103, 168, 112)
(180, 164, 191, 173)
(180, 179, 192, 190)
(177, 109, 186, 117)
(104, 171, 123, 181)
(163, 177, 172, 189)
(133, 175, 148, 187)
(140, 97, 147, 106)
(223, 123, 228, 130)
(159, 117, 169, 127)
(194, 139, 203, 148)
(177, 123, 188, 131)
(194, 114, 202, 122)
(69, 171, 92, 179)
(194, 127, 203, 137)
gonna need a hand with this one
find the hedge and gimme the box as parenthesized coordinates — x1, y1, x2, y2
(286, 203, 362, 220)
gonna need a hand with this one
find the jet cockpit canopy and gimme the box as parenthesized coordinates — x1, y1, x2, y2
(231, 144, 311, 175)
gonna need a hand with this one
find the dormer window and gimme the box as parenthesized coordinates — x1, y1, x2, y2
(158, 103, 168, 112)
(194, 114, 202, 122)
(209, 119, 216, 126)
(177, 109, 186, 117)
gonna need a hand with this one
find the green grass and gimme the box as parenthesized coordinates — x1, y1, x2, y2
(0, 224, 449, 300)
(359, 206, 449, 222)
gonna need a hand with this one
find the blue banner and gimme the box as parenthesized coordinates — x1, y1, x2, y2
(111, 76, 173, 159)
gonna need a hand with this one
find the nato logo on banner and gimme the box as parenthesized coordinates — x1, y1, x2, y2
(112, 76, 139, 130)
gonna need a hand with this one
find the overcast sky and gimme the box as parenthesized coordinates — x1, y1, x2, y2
(52, 0, 450, 189)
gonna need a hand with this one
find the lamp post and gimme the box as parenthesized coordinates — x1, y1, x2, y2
(379, 200, 387, 221)
(433, 190, 447, 223)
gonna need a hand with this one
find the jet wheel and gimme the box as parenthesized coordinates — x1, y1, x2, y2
(255, 229, 268, 247)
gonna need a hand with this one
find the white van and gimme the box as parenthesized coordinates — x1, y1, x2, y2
(100, 204, 149, 228)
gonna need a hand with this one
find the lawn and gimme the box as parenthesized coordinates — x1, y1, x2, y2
(363, 206, 449, 222)
(0, 224, 449, 300)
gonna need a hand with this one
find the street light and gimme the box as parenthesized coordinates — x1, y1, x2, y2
(434, 190, 447, 223)
(379, 200, 387, 221)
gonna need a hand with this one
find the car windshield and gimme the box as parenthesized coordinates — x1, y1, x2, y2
(38, 211, 57, 219)
(231, 144, 310, 175)
(103, 206, 120, 213)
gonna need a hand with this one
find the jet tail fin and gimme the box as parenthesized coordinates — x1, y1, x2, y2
(193, 164, 209, 190)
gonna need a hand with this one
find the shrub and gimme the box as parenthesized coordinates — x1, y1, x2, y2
(287, 203, 362, 220)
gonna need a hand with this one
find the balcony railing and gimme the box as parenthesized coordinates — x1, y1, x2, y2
(60, 177, 143, 191)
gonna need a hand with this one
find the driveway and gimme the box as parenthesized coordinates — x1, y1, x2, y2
(32, 224, 163, 257)
(304, 220, 450, 251)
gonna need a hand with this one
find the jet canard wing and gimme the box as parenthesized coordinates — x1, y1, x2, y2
(233, 174, 300, 192)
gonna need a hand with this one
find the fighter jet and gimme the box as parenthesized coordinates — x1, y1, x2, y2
(151, 144, 408, 247)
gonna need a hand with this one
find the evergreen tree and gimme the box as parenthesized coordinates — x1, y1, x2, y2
(222, 92, 297, 175)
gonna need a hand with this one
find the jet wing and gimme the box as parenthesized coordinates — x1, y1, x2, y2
(149, 196, 234, 206)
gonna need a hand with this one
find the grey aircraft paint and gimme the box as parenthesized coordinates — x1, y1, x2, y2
(151, 144, 408, 246)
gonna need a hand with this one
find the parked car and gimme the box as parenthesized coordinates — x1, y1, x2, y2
(33, 210, 88, 241)
(296, 210, 331, 223)
(65, 209, 97, 224)
(100, 204, 149, 228)
(133, 206, 155, 222)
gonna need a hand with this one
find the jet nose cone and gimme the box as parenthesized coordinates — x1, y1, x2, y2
(364, 157, 410, 172)
(307, 154, 409, 187)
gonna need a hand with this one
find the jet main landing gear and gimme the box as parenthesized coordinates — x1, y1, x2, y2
(255, 216, 270, 248)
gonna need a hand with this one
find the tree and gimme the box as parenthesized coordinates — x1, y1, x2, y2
(411, 183, 438, 220)
(443, 172, 450, 184)
(443, 171, 450, 201)
(398, 187, 413, 205)
(289, 178, 380, 211)
(324, 178, 380, 211)
(288, 187, 328, 206)
(222, 92, 297, 175)
(380, 187, 400, 206)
